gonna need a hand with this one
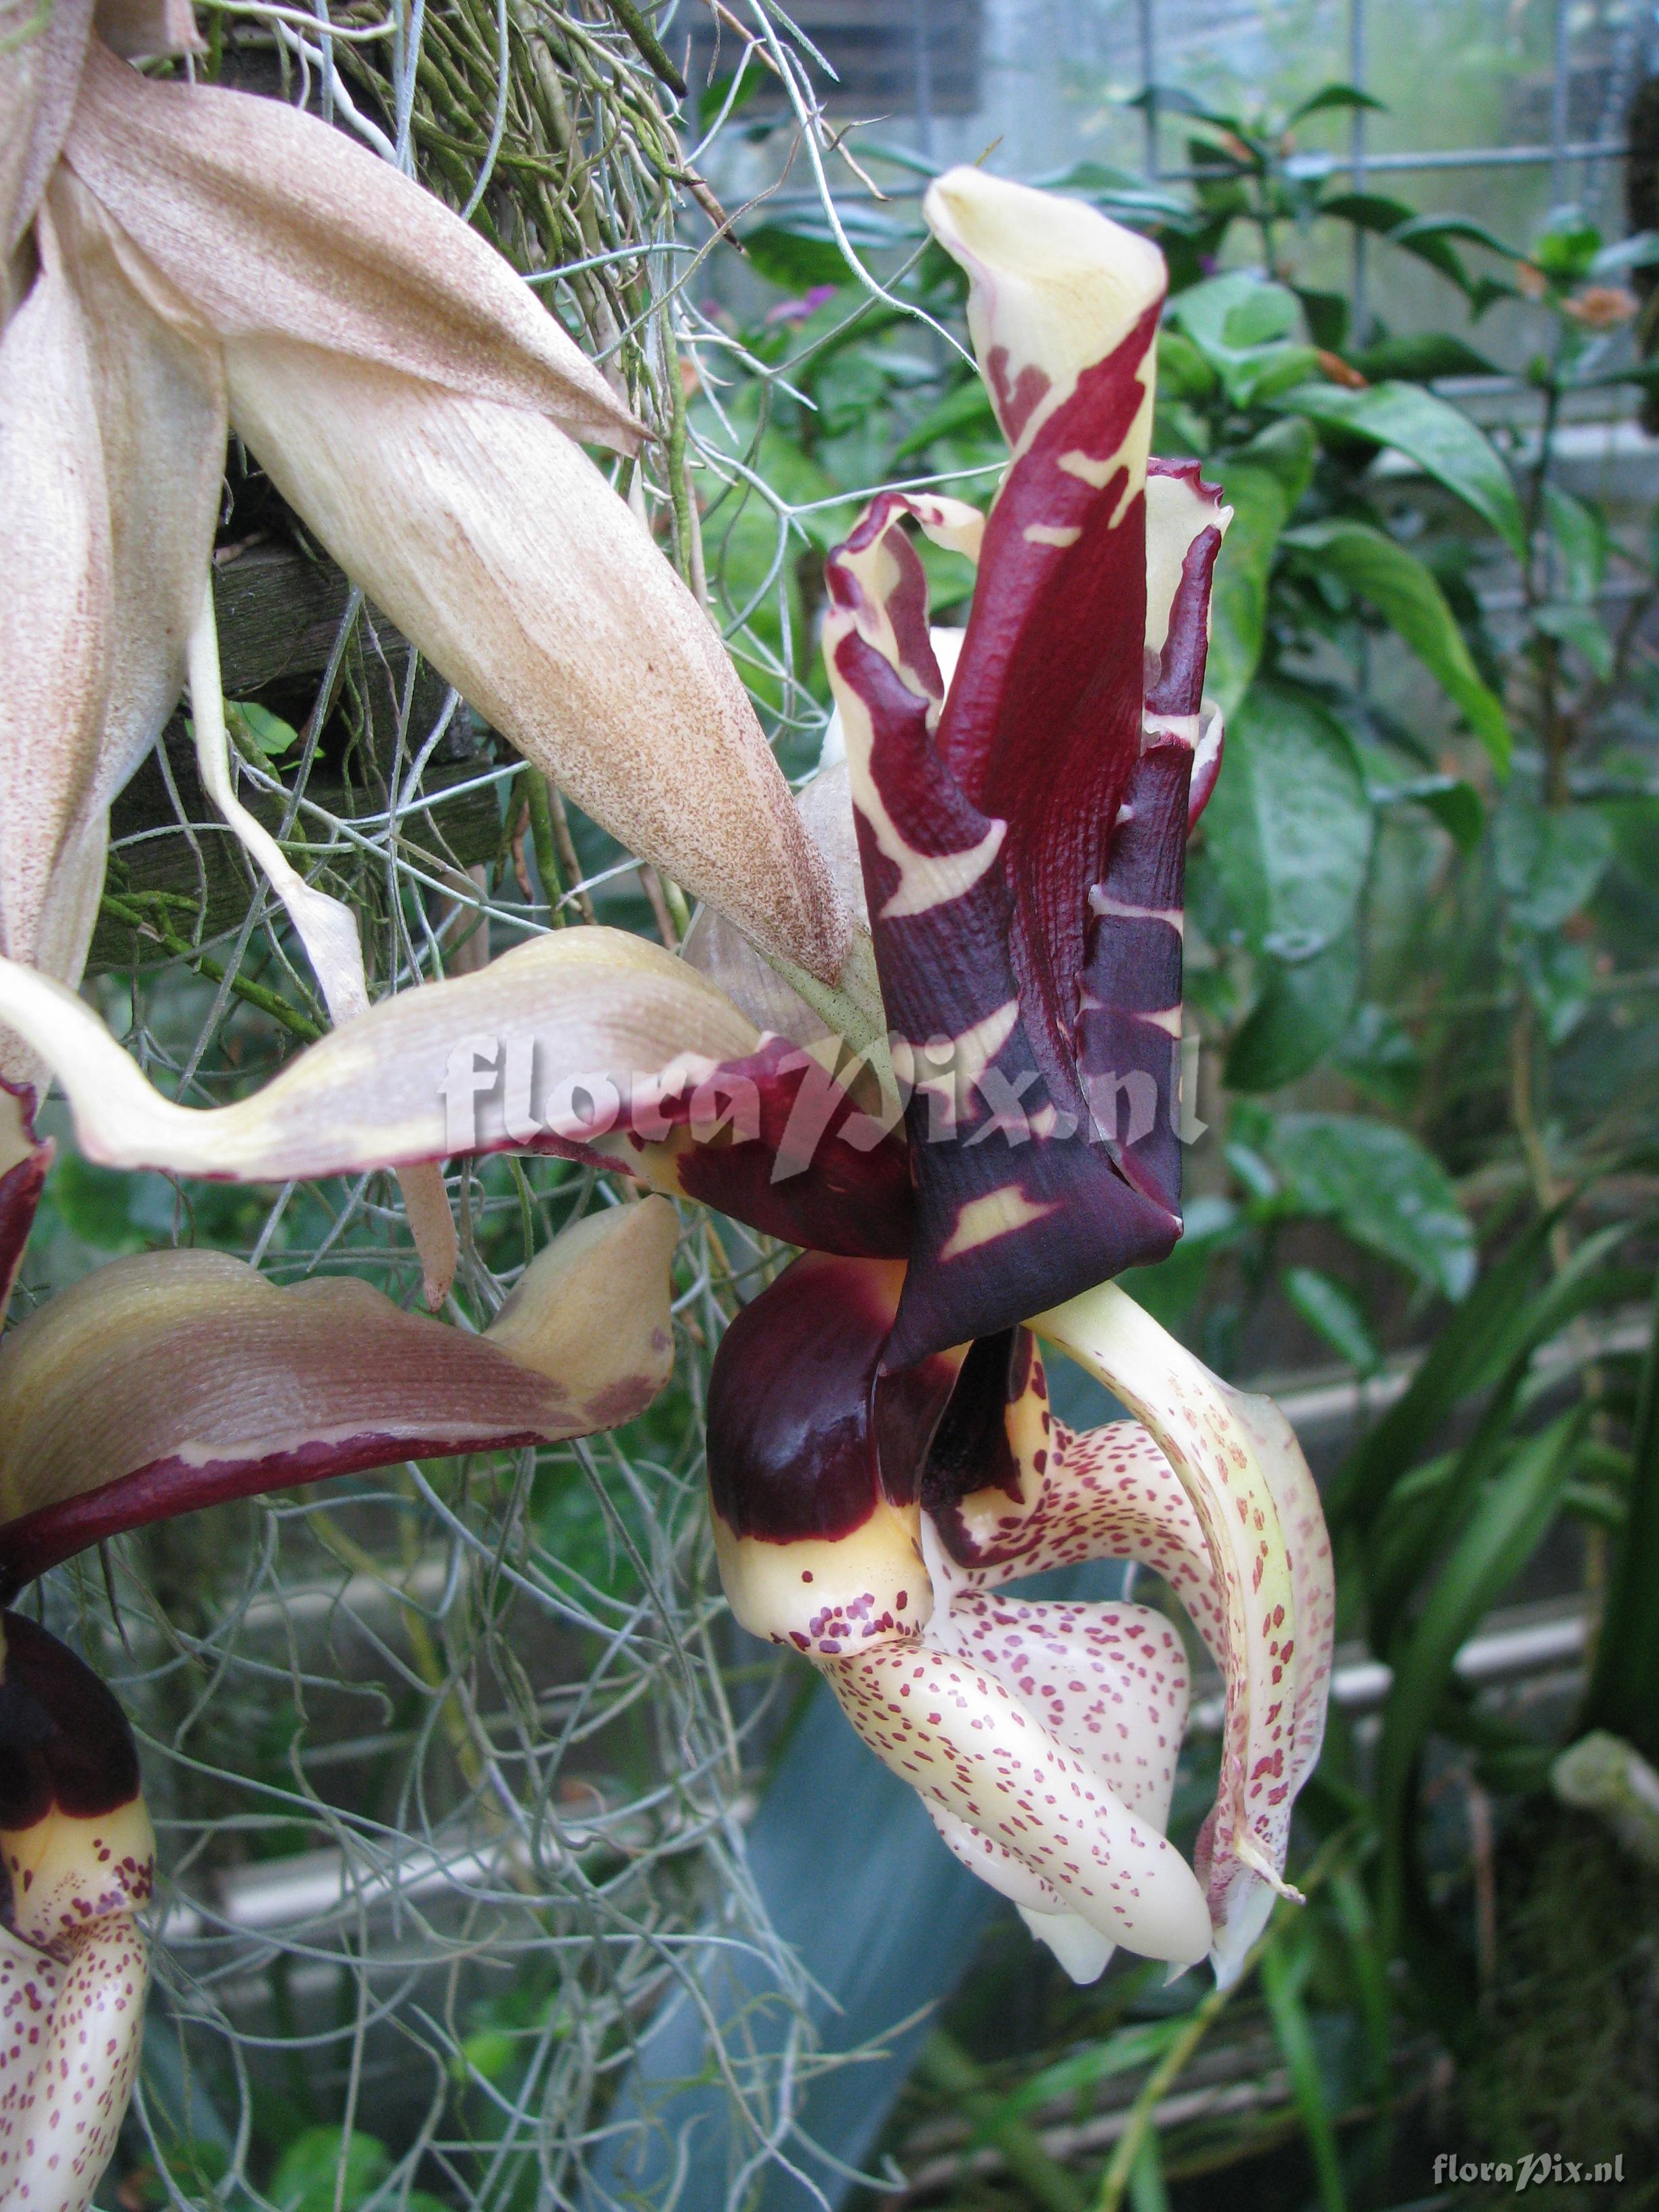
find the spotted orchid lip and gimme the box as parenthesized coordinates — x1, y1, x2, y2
(703, 1251, 1333, 1984)
(823, 172, 1229, 1370)
(0, 1606, 155, 2212)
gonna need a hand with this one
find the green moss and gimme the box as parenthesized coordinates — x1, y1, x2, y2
(1458, 1805, 1659, 2207)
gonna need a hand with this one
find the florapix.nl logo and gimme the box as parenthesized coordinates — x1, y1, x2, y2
(436, 1025, 1208, 1173)
(1432, 2152, 1628, 2194)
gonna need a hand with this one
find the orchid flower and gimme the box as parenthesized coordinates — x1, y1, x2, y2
(0, 167, 1334, 1989)
(0, 1074, 682, 2212)
(1, 1607, 153, 2212)
(1, 0, 861, 1297)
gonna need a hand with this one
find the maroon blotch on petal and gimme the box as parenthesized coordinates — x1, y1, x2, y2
(0, 1611, 143, 1834)
(705, 1254, 960, 1542)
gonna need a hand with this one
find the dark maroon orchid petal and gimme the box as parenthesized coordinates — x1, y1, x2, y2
(824, 173, 1231, 1366)
(827, 499, 1184, 1369)
(1144, 460, 1230, 825)
(705, 1251, 961, 1654)
(0, 1199, 678, 1597)
(0, 1081, 49, 1316)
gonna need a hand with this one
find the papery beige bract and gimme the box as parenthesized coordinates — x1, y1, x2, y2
(0, 8, 854, 1093)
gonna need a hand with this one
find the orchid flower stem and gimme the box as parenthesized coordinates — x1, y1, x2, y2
(99, 891, 325, 1042)
(918, 2033, 1088, 2212)
(523, 769, 569, 926)
(1092, 1832, 1351, 2212)
(547, 780, 596, 923)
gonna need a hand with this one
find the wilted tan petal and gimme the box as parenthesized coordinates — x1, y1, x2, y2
(224, 342, 853, 987)
(0, 201, 109, 1084)
(93, 0, 203, 58)
(0, 927, 759, 1183)
(681, 761, 874, 1046)
(0, 0, 91, 260)
(49, 166, 225, 821)
(63, 39, 640, 449)
(187, 586, 371, 1025)
(184, 588, 459, 1305)
(0, 1196, 679, 1592)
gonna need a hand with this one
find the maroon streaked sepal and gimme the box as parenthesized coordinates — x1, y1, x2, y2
(1144, 459, 1229, 825)
(0, 1611, 154, 2212)
(827, 491, 1185, 1368)
(822, 173, 1233, 1368)
(0, 1199, 678, 1597)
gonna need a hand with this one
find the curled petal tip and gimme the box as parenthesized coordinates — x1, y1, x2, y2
(924, 166, 1166, 451)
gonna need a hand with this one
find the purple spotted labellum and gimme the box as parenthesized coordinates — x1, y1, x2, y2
(706, 1254, 1334, 1986)
(824, 169, 1230, 1367)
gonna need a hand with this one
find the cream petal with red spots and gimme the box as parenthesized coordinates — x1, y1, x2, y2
(921, 1546, 1193, 1984)
(820, 1633, 1212, 1967)
(1033, 1282, 1334, 1986)
(0, 1613, 155, 2212)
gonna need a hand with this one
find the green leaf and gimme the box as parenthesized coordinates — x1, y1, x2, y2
(1155, 326, 1220, 401)
(697, 64, 762, 131)
(1222, 286, 1299, 349)
(1346, 332, 1501, 382)
(1283, 1263, 1381, 1372)
(1533, 600, 1614, 680)
(1330, 1221, 1548, 1530)
(1202, 681, 1372, 955)
(1225, 930, 1360, 1092)
(1520, 935, 1595, 1044)
(1386, 773, 1483, 851)
(1541, 483, 1608, 601)
(1285, 81, 1386, 125)
(1261, 1933, 1349, 2212)
(225, 698, 300, 758)
(1282, 519, 1511, 769)
(270, 2127, 392, 2212)
(1041, 159, 1197, 228)
(740, 224, 857, 291)
(1274, 380, 1525, 556)
(1203, 461, 1291, 714)
(1584, 1272, 1659, 1765)
(1318, 189, 1420, 237)
(1493, 798, 1614, 933)
(1234, 415, 1318, 504)
(1294, 284, 1349, 351)
(892, 375, 998, 458)
(1168, 272, 1319, 406)
(1264, 1111, 1477, 1301)
(1532, 210, 1601, 283)
(1393, 211, 1523, 264)
(1375, 1412, 1581, 1948)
